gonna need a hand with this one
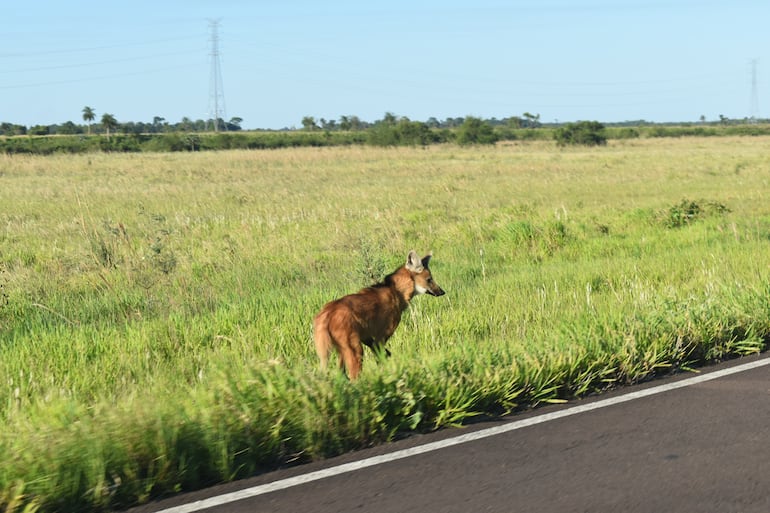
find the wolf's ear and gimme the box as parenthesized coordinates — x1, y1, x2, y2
(406, 250, 424, 272)
(421, 251, 433, 268)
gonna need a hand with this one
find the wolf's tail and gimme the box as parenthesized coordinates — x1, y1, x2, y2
(313, 309, 332, 368)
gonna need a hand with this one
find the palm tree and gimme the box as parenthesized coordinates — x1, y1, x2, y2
(82, 106, 95, 135)
(228, 117, 243, 130)
(101, 113, 118, 137)
(153, 116, 166, 133)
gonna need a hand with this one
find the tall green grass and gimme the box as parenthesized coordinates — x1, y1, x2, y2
(1, 138, 770, 511)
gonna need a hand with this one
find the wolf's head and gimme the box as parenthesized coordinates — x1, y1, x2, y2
(405, 250, 446, 297)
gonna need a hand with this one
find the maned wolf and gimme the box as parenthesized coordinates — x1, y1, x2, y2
(313, 250, 445, 379)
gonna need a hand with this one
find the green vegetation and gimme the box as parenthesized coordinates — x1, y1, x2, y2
(5, 106, 770, 156)
(0, 131, 370, 155)
(456, 116, 498, 145)
(554, 121, 607, 146)
(366, 117, 443, 147)
(2, 137, 770, 511)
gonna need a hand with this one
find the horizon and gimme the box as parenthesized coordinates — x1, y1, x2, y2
(3, 113, 766, 134)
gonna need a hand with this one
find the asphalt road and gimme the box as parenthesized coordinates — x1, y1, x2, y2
(134, 353, 770, 513)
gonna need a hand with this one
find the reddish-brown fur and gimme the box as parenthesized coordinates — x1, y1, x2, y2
(313, 250, 445, 379)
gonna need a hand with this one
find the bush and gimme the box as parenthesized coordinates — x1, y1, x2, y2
(140, 133, 188, 152)
(367, 120, 439, 147)
(662, 199, 730, 228)
(456, 117, 498, 145)
(554, 121, 607, 146)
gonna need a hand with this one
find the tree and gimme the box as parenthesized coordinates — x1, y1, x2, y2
(57, 121, 79, 135)
(29, 125, 49, 136)
(153, 116, 166, 133)
(101, 113, 118, 137)
(348, 115, 364, 131)
(366, 123, 399, 146)
(301, 116, 318, 131)
(335, 115, 366, 131)
(443, 117, 464, 128)
(82, 106, 95, 135)
(1, 122, 26, 136)
(522, 112, 541, 128)
(381, 112, 398, 125)
(396, 119, 435, 146)
(456, 116, 498, 145)
(228, 117, 243, 130)
(178, 117, 192, 131)
(553, 121, 607, 146)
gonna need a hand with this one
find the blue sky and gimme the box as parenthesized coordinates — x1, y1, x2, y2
(2, 1, 768, 129)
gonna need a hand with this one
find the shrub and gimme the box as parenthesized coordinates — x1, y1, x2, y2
(662, 199, 730, 228)
(366, 120, 438, 147)
(456, 117, 498, 145)
(554, 121, 607, 147)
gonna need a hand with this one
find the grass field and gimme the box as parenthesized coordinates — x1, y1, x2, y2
(2, 137, 770, 511)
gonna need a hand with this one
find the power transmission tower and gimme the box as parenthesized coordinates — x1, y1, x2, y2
(208, 19, 227, 132)
(749, 59, 759, 123)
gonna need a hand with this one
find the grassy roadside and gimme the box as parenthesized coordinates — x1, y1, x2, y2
(1, 138, 770, 511)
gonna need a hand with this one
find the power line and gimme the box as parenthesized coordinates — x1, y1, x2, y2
(207, 19, 227, 132)
(0, 63, 197, 90)
(0, 49, 202, 75)
(0, 35, 201, 59)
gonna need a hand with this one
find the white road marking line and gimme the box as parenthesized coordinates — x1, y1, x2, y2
(156, 356, 770, 513)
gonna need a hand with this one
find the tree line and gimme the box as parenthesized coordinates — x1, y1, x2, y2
(2, 105, 766, 138)
(0, 106, 245, 137)
(298, 111, 543, 132)
(2, 107, 770, 155)
(1, 108, 545, 137)
(0, 112, 548, 154)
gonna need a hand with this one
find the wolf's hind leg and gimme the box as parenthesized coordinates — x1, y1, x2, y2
(338, 335, 364, 380)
